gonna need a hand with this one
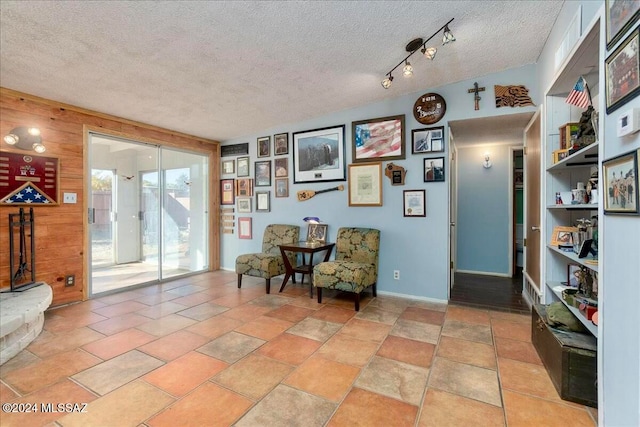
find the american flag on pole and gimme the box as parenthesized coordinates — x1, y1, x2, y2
(566, 76, 592, 109)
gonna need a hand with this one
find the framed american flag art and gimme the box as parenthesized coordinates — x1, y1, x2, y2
(0, 152, 59, 205)
(352, 114, 405, 163)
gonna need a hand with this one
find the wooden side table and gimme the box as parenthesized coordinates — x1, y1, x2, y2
(279, 241, 335, 297)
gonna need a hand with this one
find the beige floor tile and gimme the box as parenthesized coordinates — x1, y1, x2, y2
(185, 315, 243, 339)
(135, 301, 189, 319)
(170, 291, 216, 307)
(503, 390, 595, 427)
(495, 336, 543, 365)
(286, 317, 342, 342)
(87, 313, 152, 335)
(43, 311, 108, 333)
(82, 328, 156, 360)
(220, 304, 273, 322)
(236, 384, 336, 427)
(176, 302, 229, 321)
(165, 284, 208, 297)
(418, 388, 505, 427)
(256, 333, 322, 365)
(367, 296, 412, 313)
(400, 307, 445, 325)
(27, 327, 105, 358)
(428, 357, 502, 407)
(58, 380, 174, 427)
(134, 292, 181, 306)
(197, 331, 265, 363)
(138, 330, 209, 361)
(234, 315, 293, 340)
(328, 387, 418, 427)
(72, 350, 164, 396)
(213, 354, 293, 400)
(93, 300, 149, 318)
(437, 335, 496, 369)
(316, 333, 379, 367)
(340, 318, 392, 342)
(498, 357, 566, 403)
(250, 294, 293, 309)
(0, 350, 39, 379)
(356, 355, 429, 406)
(264, 304, 315, 323)
(310, 305, 356, 323)
(441, 319, 493, 345)
(390, 319, 441, 344)
(135, 314, 197, 337)
(284, 355, 360, 402)
(446, 305, 491, 325)
(491, 318, 531, 342)
(377, 335, 435, 368)
(354, 305, 400, 325)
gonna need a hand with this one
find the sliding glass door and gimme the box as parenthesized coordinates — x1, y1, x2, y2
(88, 133, 208, 296)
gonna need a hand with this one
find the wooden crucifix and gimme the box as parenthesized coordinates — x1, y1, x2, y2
(467, 82, 485, 110)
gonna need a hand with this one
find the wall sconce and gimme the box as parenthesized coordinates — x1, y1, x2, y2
(483, 153, 492, 169)
(381, 18, 455, 89)
(3, 126, 46, 153)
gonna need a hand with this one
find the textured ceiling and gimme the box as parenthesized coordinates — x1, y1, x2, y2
(0, 1, 563, 142)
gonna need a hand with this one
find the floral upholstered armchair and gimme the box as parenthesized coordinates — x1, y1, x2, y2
(236, 224, 299, 294)
(313, 227, 380, 311)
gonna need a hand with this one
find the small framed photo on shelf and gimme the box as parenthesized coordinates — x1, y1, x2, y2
(552, 149, 570, 164)
(274, 158, 288, 177)
(256, 191, 271, 212)
(257, 136, 271, 157)
(237, 156, 250, 177)
(274, 132, 289, 155)
(352, 115, 405, 163)
(567, 263, 581, 288)
(602, 149, 639, 215)
(348, 162, 383, 207)
(255, 160, 271, 187)
(238, 217, 252, 239)
(236, 197, 252, 213)
(222, 159, 235, 175)
(275, 178, 288, 198)
(306, 223, 328, 243)
(221, 179, 235, 205)
(411, 126, 444, 154)
(403, 190, 426, 217)
(424, 157, 445, 182)
(550, 226, 578, 247)
(605, 28, 640, 114)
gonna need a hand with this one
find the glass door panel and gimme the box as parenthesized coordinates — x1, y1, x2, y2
(91, 169, 114, 268)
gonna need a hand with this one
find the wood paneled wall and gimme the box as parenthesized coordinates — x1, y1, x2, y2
(0, 88, 220, 307)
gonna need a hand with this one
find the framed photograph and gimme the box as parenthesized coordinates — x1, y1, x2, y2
(514, 169, 524, 189)
(257, 136, 271, 158)
(550, 226, 578, 247)
(274, 132, 289, 155)
(603, 149, 639, 215)
(606, 0, 640, 50)
(605, 28, 640, 114)
(221, 179, 235, 205)
(552, 149, 570, 164)
(222, 159, 235, 175)
(403, 190, 426, 217)
(255, 160, 271, 187)
(306, 223, 328, 243)
(237, 156, 250, 177)
(348, 162, 382, 207)
(424, 157, 445, 182)
(274, 157, 288, 177)
(237, 197, 252, 213)
(567, 263, 581, 288)
(411, 126, 444, 154)
(236, 178, 253, 197)
(293, 125, 346, 184)
(238, 217, 252, 239)
(256, 191, 271, 212)
(352, 114, 405, 163)
(275, 178, 289, 198)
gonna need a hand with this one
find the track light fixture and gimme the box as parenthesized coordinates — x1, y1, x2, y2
(380, 18, 455, 89)
(3, 126, 46, 153)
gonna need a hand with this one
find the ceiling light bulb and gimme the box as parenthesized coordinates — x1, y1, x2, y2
(32, 143, 46, 153)
(403, 61, 413, 77)
(381, 75, 394, 89)
(422, 47, 437, 60)
(28, 127, 40, 136)
(4, 134, 19, 145)
(442, 25, 456, 45)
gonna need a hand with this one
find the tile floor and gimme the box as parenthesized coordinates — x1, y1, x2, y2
(0, 271, 598, 426)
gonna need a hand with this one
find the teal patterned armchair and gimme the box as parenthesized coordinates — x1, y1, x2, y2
(313, 227, 380, 311)
(236, 224, 300, 294)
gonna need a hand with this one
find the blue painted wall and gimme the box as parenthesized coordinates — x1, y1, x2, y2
(221, 65, 537, 301)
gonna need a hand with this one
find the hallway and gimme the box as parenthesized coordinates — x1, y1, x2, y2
(450, 269, 528, 313)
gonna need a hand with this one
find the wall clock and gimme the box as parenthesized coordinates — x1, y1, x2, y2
(413, 93, 447, 125)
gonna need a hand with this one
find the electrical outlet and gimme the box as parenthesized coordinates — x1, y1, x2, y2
(393, 270, 400, 280)
(65, 275, 75, 287)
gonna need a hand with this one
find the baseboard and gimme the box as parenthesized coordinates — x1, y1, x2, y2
(376, 290, 448, 305)
(455, 269, 511, 278)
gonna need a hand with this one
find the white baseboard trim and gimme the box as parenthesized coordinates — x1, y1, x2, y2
(376, 290, 448, 305)
(455, 269, 511, 278)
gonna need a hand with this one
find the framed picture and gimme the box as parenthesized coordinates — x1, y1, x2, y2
(236, 178, 253, 197)
(274, 157, 288, 177)
(238, 217, 252, 239)
(293, 125, 346, 183)
(424, 157, 445, 182)
(274, 132, 289, 155)
(605, 28, 639, 114)
(403, 190, 426, 217)
(606, 0, 640, 50)
(257, 136, 271, 157)
(352, 114, 405, 163)
(237, 197, 252, 213)
(222, 159, 235, 175)
(275, 178, 289, 198)
(348, 162, 382, 207)
(567, 263, 582, 288)
(255, 160, 271, 187)
(306, 223, 328, 243)
(256, 191, 271, 212)
(221, 179, 235, 205)
(552, 149, 570, 164)
(0, 152, 60, 205)
(550, 226, 578, 247)
(603, 149, 639, 215)
(411, 126, 444, 154)
(514, 169, 524, 189)
(237, 156, 250, 177)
